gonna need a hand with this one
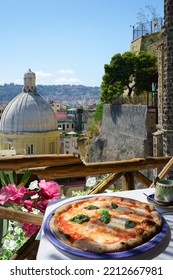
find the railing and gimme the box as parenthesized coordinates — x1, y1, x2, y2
(0, 154, 172, 259)
(132, 18, 164, 41)
(1, 153, 170, 226)
(0, 154, 172, 191)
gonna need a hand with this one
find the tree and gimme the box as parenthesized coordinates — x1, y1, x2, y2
(94, 102, 104, 121)
(137, 5, 162, 31)
(100, 51, 158, 104)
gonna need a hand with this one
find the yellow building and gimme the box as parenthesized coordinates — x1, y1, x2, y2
(0, 69, 60, 155)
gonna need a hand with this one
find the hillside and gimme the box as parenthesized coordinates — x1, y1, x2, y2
(0, 83, 101, 106)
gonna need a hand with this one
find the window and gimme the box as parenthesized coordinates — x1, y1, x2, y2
(8, 143, 12, 150)
(72, 140, 75, 148)
(27, 144, 34, 155)
(65, 141, 69, 148)
(49, 142, 55, 154)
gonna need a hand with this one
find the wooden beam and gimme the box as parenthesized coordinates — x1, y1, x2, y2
(123, 172, 134, 190)
(0, 154, 81, 170)
(0, 206, 43, 226)
(149, 156, 173, 188)
(0, 155, 171, 172)
(89, 173, 124, 194)
(11, 231, 40, 260)
(134, 171, 152, 187)
(29, 156, 172, 179)
(84, 156, 172, 168)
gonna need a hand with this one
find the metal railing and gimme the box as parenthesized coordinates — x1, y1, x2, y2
(132, 18, 164, 41)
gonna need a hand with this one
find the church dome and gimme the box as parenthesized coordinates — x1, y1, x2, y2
(0, 70, 57, 133)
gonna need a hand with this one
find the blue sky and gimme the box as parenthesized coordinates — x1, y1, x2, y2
(0, 0, 164, 87)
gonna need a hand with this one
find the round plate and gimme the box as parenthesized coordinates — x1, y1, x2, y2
(43, 195, 169, 260)
(147, 194, 173, 208)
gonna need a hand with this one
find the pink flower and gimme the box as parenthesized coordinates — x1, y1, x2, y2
(27, 190, 37, 196)
(36, 200, 49, 213)
(0, 179, 62, 237)
(23, 200, 34, 211)
(14, 186, 27, 204)
(36, 198, 58, 213)
(38, 180, 61, 200)
(22, 223, 40, 237)
(0, 184, 26, 205)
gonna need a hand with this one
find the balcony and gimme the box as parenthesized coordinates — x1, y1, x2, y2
(0, 154, 172, 259)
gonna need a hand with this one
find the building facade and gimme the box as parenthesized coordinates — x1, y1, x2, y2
(0, 69, 60, 155)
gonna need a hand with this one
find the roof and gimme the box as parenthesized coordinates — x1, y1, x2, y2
(0, 91, 57, 133)
(55, 111, 74, 120)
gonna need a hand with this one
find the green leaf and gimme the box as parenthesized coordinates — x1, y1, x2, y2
(98, 209, 110, 224)
(0, 170, 18, 187)
(84, 205, 99, 210)
(0, 170, 31, 188)
(125, 220, 137, 229)
(99, 214, 110, 224)
(7, 171, 17, 185)
(17, 170, 31, 188)
(111, 202, 118, 209)
(70, 214, 90, 224)
(98, 209, 109, 215)
(0, 170, 10, 187)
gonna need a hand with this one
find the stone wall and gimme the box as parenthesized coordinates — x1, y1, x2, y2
(157, 30, 164, 127)
(89, 104, 157, 163)
(130, 32, 161, 55)
(162, 0, 173, 158)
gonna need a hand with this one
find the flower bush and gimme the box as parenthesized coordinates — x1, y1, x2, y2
(0, 221, 28, 260)
(0, 178, 61, 237)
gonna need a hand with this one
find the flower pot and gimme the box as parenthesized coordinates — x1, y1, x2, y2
(0, 219, 9, 246)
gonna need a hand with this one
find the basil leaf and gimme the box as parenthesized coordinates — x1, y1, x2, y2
(125, 220, 137, 228)
(111, 203, 118, 209)
(99, 214, 110, 224)
(84, 205, 99, 210)
(70, 214, 90, 224)
(98, 209, 109, 215)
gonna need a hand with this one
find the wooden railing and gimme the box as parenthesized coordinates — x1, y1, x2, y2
(0, 154, 172, 190)
(0, 154, 173, 259)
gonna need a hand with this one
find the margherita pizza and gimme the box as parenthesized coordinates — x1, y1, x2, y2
(50, 196, 162, 253)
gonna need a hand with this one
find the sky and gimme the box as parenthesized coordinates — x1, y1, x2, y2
(0, 0, 164, 87)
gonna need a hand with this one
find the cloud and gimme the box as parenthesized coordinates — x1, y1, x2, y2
(55, 68, 83, 85)
(35, 70, 52, 78)
(57, 69, 75, 75)
(55, 77, 83, 85)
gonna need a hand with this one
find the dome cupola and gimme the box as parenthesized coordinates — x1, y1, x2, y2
(0, 70, 57, 133)
(23, 69, 36, 92)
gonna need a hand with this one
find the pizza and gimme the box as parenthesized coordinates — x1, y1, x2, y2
(50, 195, 162, 254)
